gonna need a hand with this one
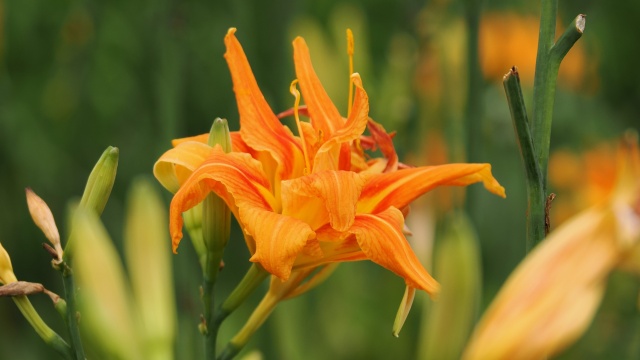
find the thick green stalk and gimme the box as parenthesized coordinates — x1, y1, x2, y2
(61, 264, 86, 360)
(503, 69, 545, 250)
(201, 118, 232, 359)
(527, 1, 584, 248)
(532, 3, 585, 186)
(531, 0, 558, 176)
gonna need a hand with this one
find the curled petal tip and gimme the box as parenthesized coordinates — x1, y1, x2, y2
(227, 27, 237, 35)
(171, 235, 182, 254)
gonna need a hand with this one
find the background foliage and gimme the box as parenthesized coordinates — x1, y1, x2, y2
(1, 0, 639, 358)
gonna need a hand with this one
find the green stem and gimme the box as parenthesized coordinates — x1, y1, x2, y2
(215, 263, 268, 326)
(202, 271, 218, 360)
(531, 0, 558, 176)
(61, 265, 86, 360)
(528, 1, 584, 248)
(12, 296, 74, 360)
(503, 68, 545, 251)
(532, 5, 585, 186)
(217, 292, 280, 360)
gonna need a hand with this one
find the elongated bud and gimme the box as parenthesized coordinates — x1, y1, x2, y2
(80, 146, 119, 216)
(202, 119, 232, 276)
(420, 212, 482, 359)
(0, 242, 18, 285)
(26, 189, 63, 262)
(392, 286, 416, 337)
(124, 178, 176, 358)
(183, 203, 207, 269)
(71, 207, 143, 359)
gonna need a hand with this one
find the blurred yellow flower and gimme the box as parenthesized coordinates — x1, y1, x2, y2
(0, 242, 18, 285)
(463, 132, 640, 360)
(155, 28, 506, 298)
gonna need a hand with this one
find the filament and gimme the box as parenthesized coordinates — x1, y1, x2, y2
(289, 79, 311, 173)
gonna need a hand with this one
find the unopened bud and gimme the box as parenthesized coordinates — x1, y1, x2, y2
(26, 189, 63, 262)
(202, 119, 232, 277)
(420, 212, 482, 359)
(80, 146, 119, 216)
(392, 286, 416, 337)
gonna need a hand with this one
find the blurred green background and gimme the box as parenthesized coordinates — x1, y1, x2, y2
(1, 0, 639, 359)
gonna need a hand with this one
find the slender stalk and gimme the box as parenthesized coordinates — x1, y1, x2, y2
(503, 68, 545, 250)
(217, 270, 310, 359)
(60, 264, 86, 360)
(12, 295, 74, 360)
(215, 263, 268, 326)
(217, 292, 280, 360)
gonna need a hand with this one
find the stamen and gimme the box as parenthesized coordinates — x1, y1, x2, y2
(347, 29, 361, 154)
(290, 79, 311, 173)
(347, 28, 354, 117)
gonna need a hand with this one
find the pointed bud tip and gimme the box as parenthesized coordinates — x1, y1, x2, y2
(208, 118, 232, 152)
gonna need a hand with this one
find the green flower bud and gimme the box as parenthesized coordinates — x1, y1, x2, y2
(202, 118, 232, 278)
(71, 207, 143, 359)
(419, 212, 482, 359)
(79, 146, 119, 216)
(124, 177, 176, 359)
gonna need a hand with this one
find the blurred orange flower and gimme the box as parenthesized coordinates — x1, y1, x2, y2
(548, 142, 618, 225)
(154, 28, 506, 296)
(463, 132, 640, 359)
(480, 12, 591, 89)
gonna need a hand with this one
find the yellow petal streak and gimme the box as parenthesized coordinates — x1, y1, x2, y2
(349, 207, 439, 294)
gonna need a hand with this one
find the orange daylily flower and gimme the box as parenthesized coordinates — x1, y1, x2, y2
(154, 28, 506, 296)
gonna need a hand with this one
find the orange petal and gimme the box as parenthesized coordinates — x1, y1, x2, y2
(281, 170, 367, 232)
(293, 228, 367, 270)
(169, 148, 274, 253)
(224, 28, 305, 181)
(246, 208, 316, 281)
(293, 36, 343, 136)
(154, 141, 215, 193)
(349, 207, 439, 294)
(312, 74, 370, 172)
(358, 164, 506, 214)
